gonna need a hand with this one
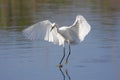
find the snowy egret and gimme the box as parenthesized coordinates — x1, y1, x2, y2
(23, 15, 91, 68)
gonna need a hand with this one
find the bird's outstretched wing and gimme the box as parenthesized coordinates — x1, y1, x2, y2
(70, 15, 91, 42)
(23, 20, 52, 40)
(23, 20, 65, 45)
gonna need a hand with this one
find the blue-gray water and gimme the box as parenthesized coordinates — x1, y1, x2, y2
(0, 0, 120, 80)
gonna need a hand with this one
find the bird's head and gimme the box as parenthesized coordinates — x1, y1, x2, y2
(50, 23, 56, 31)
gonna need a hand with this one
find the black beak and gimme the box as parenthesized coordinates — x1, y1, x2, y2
(50, 27, 54, 31)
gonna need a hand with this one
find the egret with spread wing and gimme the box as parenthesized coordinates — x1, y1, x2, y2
(23, 15, 91, 68)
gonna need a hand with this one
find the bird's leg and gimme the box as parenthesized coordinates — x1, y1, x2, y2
(65, 44, 71, 64)
(59, 46, 65, 68)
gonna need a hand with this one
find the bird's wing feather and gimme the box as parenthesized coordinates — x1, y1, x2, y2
(23, 20, 65, 46)
(23, 20, 52, 40)
(70, 15, 91, 42)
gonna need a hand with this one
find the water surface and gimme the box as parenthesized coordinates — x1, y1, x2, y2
(0, 0, 120, 80)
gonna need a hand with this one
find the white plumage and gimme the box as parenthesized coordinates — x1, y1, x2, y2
(23, 15, 91, 45)
(23, 15, 91, 67)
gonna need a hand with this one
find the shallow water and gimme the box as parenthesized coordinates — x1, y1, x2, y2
(0, 0, 120, 80)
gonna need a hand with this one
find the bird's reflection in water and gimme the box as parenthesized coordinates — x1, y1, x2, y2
(59, 67, 71, 80)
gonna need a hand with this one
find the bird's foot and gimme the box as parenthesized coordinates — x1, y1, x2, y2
(58, 64, 63, 68)
(65, 60, 68, 64)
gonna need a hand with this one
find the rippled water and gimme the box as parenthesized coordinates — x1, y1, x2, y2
(0, 0, 120, 80)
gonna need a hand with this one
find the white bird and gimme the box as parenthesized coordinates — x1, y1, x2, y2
(23, 15, 91, 68)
